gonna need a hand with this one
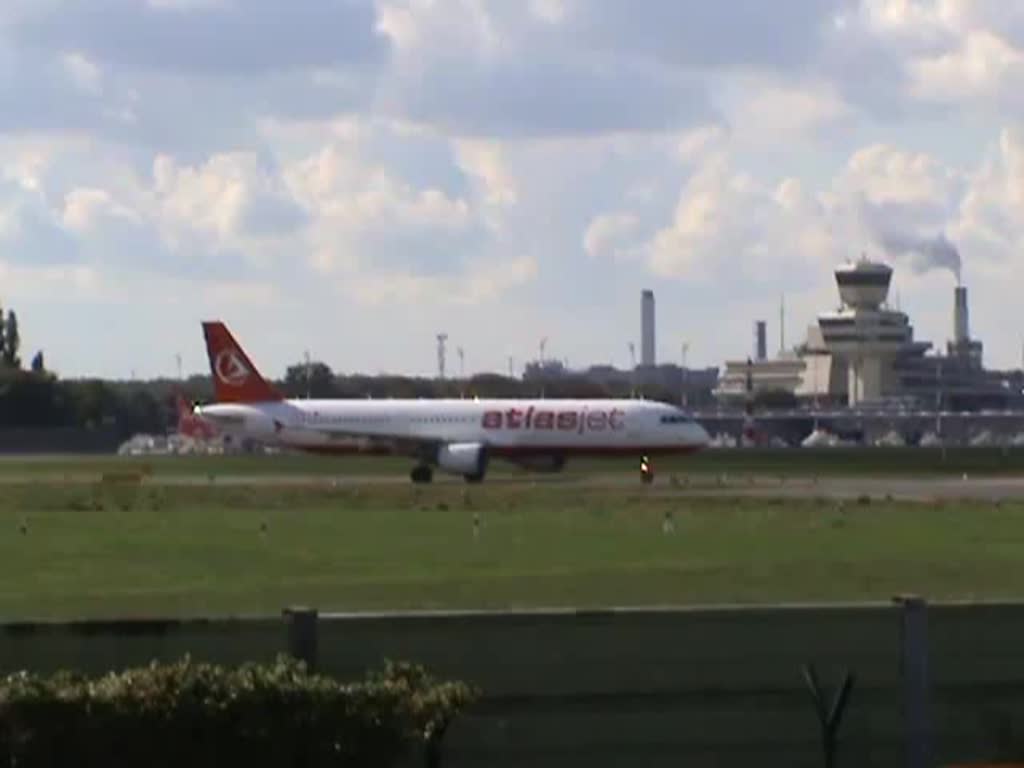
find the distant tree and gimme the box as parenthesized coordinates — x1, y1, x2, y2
(466, 373, 522, 398)
(30, 351, 44, 374)
(0, 304, 7, 365)
(0, 373, 73, 427)
(3, 311, 20, 369)
(68, 379, 119, 429)
(116, 388, 164, 437)
(283, 361, 337, 398)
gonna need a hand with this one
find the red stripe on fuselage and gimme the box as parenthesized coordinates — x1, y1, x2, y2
(293, 443, 702, 458)
(299, 445, 394, 456)
(489, 444, 703, 458)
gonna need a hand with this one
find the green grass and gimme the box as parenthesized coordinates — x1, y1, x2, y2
(1, 478, 1023, 620)
(0, 445, 1023, 481)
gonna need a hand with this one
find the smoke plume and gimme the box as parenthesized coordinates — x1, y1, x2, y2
(876, 230, 962, 284)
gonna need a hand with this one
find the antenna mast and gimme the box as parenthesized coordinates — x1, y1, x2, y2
(779, 295, 785, 353)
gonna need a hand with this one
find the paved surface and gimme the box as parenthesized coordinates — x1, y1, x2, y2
(6, 468, 1024, 501)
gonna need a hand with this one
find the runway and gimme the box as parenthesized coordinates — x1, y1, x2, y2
(13, 467, 1023, 502)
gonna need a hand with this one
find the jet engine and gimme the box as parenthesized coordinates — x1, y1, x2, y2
(436, 442, 488, 481)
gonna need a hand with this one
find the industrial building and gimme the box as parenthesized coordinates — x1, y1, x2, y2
(641, 289, 656, 367)
(521, 288, 719, 406)
(716, 257, 1024, 411)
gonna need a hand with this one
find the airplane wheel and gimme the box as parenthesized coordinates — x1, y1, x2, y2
(411, 465, 433, 484)
(463, 472, 485, 484)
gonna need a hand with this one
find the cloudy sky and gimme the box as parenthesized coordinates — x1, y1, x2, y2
(2, 0, 1023, 379)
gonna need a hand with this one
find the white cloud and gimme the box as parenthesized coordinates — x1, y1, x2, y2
(633, 139, 968, 287)
(7, 0, 1024, 377)
(583, 212, 640, 260)
(842, 143, 962, 208)
(152, 152, 307, 252)
(954, 127, 1024, 269)
(730, 82, 852, 144)
(62, 187, 138, 232)
(284, 141, 474, 273)
(910, 30, 1024, 104)
(0, 261, 100, 299)
(454, 139, 517, 209)
(146, 0, 228, 9)
(676, 123, 729, 164)
(528, 0, 568, 25)
(647, 155, 788, 280)
(346, 254, 538, 306)
(61, 51, 102, 93)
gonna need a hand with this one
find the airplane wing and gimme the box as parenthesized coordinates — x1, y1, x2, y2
(274, 421, 440, 458)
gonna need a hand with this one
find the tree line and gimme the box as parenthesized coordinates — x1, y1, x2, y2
(279, 361, 692, 403)
(0, 307, 180, 437)
(0, 309, 710, 436)
(0, 342, 699, 437)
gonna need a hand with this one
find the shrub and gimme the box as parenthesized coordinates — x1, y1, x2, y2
(0, 656, 477, 768)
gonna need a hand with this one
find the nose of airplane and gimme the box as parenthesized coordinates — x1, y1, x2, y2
(689, 420, 710, 447)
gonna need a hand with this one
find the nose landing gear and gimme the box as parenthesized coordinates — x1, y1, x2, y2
(640, 455, 654, 485)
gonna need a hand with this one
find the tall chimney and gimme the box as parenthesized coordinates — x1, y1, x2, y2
(954, 286, 969, 344)
(754, 320, 767, 361)
(641, 290, 655, 366)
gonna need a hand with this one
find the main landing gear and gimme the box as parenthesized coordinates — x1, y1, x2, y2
(410, 465, 434, 484)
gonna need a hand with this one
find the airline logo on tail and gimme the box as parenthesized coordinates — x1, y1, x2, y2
(214, 349, 251, 388)
(202, 321, 284, 404)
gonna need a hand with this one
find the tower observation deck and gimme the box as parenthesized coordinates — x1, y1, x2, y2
(818, 258, 922, 405)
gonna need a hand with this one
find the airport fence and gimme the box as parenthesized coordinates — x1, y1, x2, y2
(4, 599, 1024, 767)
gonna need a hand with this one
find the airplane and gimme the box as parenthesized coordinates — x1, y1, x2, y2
(194, 321, 710, 483)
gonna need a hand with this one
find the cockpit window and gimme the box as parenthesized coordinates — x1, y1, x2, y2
(659, 415, 690, 424)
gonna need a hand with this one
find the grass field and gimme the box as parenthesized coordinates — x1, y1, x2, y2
(1, 467, 1023, 620)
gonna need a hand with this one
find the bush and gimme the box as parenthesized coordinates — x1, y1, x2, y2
(0, 656, 476, 768)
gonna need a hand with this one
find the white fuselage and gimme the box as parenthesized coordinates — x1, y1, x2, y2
(196, 397, 708, 458)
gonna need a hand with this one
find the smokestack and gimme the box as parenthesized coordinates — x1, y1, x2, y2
(754, 320, 767, 361)
(641, 289, 655, 366)
(954, 286, 969, 344)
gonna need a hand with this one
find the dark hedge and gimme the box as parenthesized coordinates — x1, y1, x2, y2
(0, 656, 476, 768)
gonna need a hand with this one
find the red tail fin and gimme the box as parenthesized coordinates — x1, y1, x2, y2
(173, 391, 217, 439)
(175, 392, 192, 419)
(202, 321, 284, 403)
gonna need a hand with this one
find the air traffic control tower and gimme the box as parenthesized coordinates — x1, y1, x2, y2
(818, 258, 925, 405)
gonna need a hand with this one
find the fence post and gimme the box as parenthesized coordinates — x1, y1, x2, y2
(283, 606, 319, 671)
(895, 595, 931, 768)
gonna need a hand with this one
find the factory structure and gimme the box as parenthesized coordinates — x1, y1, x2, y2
(521, 285, 719, 406)
(641, 289, 656, 367)
(517, 255, 1022, 441)
(716, 257, 1023, 411)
